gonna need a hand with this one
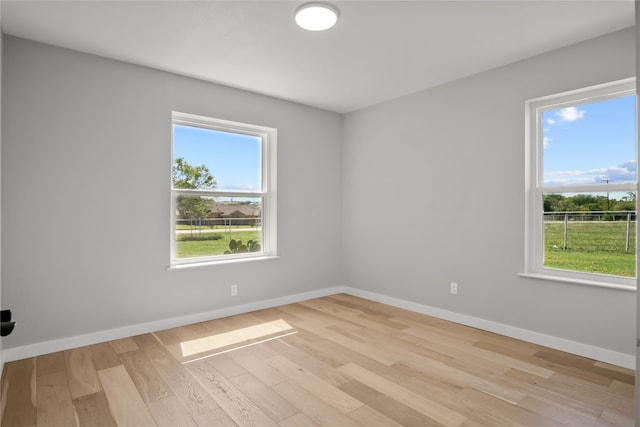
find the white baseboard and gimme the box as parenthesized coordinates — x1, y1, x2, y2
(3, 285, 635, 370)
(2, 286, 343, 363)
(342, 286, 636, 370)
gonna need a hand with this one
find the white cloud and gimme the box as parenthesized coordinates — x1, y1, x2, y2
(604, 160, 637, 181)
(543, 137, 551, 149)
(217, 182, 258, 192)
(546, 118, 556, 125)
(544, 160, 636, 187)
(556, 106, 586, 122)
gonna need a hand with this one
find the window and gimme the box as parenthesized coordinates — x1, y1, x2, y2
(170, 112, 277, 266)
(524, 79, 637, 289)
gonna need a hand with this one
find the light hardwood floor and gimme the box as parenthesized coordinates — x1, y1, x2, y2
(0, 294, 635, 426)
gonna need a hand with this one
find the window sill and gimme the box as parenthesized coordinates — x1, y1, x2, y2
(518, 272, 636, 292)
(168, 255, 280, 270)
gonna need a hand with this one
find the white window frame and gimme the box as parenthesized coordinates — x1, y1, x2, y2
(170, 111, 277, 268)
(522, 78, 637, 290)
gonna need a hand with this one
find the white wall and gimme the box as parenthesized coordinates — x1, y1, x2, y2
(1, 36, 343, 350)
(343, 27, 637, 357)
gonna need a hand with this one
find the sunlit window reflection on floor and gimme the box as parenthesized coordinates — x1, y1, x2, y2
(180, 319, 295, 360)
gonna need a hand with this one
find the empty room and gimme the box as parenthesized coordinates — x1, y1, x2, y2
(0, 1, 638, 426)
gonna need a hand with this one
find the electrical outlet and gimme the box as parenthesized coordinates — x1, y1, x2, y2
(231, 284, 238, 296)
(450, 282, 458, 295)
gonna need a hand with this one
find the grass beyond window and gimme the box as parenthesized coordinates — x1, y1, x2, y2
(544, 221, 636, 277)
(176, 230, 261, 258)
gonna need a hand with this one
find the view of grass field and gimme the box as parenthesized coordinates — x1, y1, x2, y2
(176, 230, 261, 258)
(544, 221, 636, 277)
(175, 220, 637, 277)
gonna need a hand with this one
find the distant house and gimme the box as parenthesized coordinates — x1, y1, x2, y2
(207, 204, 260, 227)
(211, 204, 260, 219)
(176, 199, 260, 224)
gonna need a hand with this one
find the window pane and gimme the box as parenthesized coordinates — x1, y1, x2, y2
(543, 192, 636, 277)
(542, 95, 636, 187)
(175, 195, 263, 259)
(173, 124, 262, 192)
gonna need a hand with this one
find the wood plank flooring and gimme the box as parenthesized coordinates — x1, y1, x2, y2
(0, 294, 635, 426)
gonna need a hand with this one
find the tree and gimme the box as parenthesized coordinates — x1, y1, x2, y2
(543, 194, 565, 212)
(613, 192, 637, 211)
(173, 158, 217, 224)
(173, 157, 216, 190)
(543, 193, 636, 214)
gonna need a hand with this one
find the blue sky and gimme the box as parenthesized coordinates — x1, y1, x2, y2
(173, 125, 262, 192)
(543, 94, 636, 189)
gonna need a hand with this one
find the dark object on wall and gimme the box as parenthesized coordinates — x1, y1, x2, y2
(1, 310, 15, 336)
(1, 321, 15, 337)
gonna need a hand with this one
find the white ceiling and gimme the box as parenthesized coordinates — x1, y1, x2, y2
(1, 1, 635, 113)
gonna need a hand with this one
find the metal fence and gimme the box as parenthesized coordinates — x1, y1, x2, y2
(544, 210, 636, 253)
(176, 217, 262, 229)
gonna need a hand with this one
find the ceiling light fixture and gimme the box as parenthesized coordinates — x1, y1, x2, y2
(294, 2, 339, 31)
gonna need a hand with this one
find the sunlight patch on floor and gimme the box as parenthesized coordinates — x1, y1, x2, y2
(180, 319, 294, 357)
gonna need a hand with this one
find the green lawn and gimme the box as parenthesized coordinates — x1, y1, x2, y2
(176, 230, 261, 258)
(544, 221, 636, 277)
(176, 221, 637, 276)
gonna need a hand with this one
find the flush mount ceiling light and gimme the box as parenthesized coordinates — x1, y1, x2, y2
(294, 2, 339, 31)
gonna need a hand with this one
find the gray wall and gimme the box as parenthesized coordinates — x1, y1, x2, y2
(0, 3, 3, 372)
(342, 27, 637, 356)
(2, 36, 343, 349)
